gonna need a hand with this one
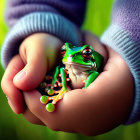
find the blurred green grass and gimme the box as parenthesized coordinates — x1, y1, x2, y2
(1, 0, 140, 140)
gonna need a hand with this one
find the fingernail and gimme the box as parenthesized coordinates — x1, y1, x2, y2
(14, 71, 26, 80)
(8, 98, 16, 113)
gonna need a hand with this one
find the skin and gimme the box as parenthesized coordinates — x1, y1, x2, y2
(1, 32, 134, 136)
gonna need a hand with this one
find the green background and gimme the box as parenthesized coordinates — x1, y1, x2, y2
(0, 0, 140, 140)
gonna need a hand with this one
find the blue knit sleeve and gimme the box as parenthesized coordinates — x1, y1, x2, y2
(1, 12, 82, 68)
(1, 0, 86, 68)
(101, 0, 140, 124)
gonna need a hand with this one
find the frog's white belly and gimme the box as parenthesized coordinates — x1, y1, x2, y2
(65, 63, 90, 89)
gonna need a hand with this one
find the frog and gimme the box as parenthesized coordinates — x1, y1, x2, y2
(38, 42, 104, 112)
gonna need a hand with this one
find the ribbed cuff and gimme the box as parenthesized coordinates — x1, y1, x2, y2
(101, 24, 140, 125)
(1, 12, 82, 68)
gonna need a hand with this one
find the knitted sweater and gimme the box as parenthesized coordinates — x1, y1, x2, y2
(101, 0, 140, 124)
(1, 0, 140, 125)
(1, 0, 86, 68)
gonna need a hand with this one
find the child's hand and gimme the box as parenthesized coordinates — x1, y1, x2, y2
(1, 33, 63, 115)
(21, 32, 134, 136)
(1, 31, 134, 136)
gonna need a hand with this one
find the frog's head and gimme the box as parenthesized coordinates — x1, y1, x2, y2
(61, 43, 99, 70)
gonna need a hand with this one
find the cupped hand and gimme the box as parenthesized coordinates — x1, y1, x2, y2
(1, 31, 134, 136)
(1, 33, 63, 114)
(21, 31, 134, 136)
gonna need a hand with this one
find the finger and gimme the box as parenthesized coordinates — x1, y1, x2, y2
(1, 55, 25, 114)
(23, 90, 50, 122)
(23, 107, 45, 125)
(23, 89, 82, 132)
(13, 35, 48, 91)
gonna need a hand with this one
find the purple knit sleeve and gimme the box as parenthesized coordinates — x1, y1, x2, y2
(112, 0, 140, 41)
(101, 0, 140, 124)
(5, 0, 86, 28)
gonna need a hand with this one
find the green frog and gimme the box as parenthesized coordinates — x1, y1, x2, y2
(39, 43, 104, 112)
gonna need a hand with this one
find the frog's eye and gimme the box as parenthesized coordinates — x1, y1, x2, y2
(61, 45, 66, 57)
(82, 47, 93, 61)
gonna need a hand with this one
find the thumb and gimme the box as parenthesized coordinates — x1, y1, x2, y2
(13, 40, 48, 91)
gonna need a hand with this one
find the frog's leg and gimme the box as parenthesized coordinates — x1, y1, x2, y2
(40, 66, 60, 108)
(52, 67, 68, 104)
(51, 66, 60, 87)
(41, 67, 69, 112)
(84, 71, 99, 88)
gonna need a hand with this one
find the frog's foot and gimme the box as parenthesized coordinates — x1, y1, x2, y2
(51, 88, 68, 104)
(40, 88, 68, 112)
(40, 95, 55, 112)
(40, 95, 49, 104)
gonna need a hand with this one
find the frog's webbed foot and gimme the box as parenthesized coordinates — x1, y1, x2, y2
(39, 67, 70, 112)
(51, 88, 68, 104)
(40, 87, 69, 112)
